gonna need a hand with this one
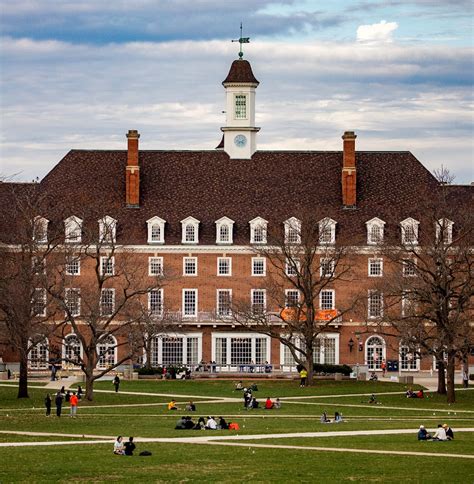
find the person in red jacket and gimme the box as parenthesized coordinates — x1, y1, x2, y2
(70, 392, 79, 418)
(265, 397, 274, 409)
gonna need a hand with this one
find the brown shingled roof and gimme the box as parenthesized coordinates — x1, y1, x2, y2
(222, 59, 259, 85)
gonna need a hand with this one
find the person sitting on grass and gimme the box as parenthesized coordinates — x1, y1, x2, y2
(175, 416, 187, 430)
(320, 412, 330, 423)
(250, 383, 258, 391)
(251, 397, 259, 409)
(368, 394, 378, 404)
(194, 417, 206, 430)
(206, 416, 217, 430)
(273, 398, 281, 409)
(334, 412, 343, 423)
(265, 397, 274, 409)
(184, 416, 195, 429)
(416, 389, 424, 399)
(235, 381, 243, 391)
(168, 399, 178, 410)
(406, 388, 416, 398)
(417, 425, 431, 440)
(432, 424, 448, 441)
(186, 401, 196, 412)
(443, 423, 454, 440)
(124, 436, 136, 456)
(114, 436, 125, 455)
(219, 417, 229, 429)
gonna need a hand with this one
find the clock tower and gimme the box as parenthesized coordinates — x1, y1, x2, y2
(221, 57, 260, 159)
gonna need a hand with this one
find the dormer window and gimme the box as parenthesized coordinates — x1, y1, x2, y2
(249, 217, 268, 244)
(436, 218, 453, 245)
(146, 216, 166, 244)
(366, 217, 385, 245)
(98, 216, 117, 244)
(64, 216, 82, 243)
(284, 217, 301, 244)
(400, 218, 419, 245)
(215, 217, 234, 244)
(181, 217, 200, 244)
(319, 217, 337, 245)
(33, 216, 49, 244)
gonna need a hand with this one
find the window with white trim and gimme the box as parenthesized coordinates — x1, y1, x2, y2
(366, 218, 385, 245)
(252, 257, 266, 276)
(149, 257, 163, 276)
(234, 94, 247, 119)
(285, 289, 299, 307)
(217, 289, 232, 317)
(216, 217, 234, 244)
(100, 256, 115, 276)
(183, 257, 197, 276)
(100, 288, 115, 316)
(98, 216, 117, 244)
(368, 258, 383, 277)
(436, 218, 453, 245)
(319, 217, 337, 245)
(97, 335, 116, 369)
(63, 334, 82, 366)
(286, 258, 300, 276)
(64, 216, 82, 243)
(217, 257, 232, 276)
(399, 345, 418, 371)
(368, 290, 383, 318)
(320, 290, 335, 310)
(366, 336, 385, 370)
(212, 333, 270, 367)
(65, 288, 80, 316)
(66, 256, 80, 276)
(249, 217, 268, 244)
(280, 334, 340, 368)
(183, 289, 197, 317)
(251, 289, 266, 314)
(401, 291, 416, 317)
(400, 218, 419, 245)
(146, 216, 166, 244)
(320, 258, 335, 278)
(32, 288, 46, 317)
(28, 337, 49, 369)
(148, 334, 202, 367)
(181, 217, 200, 244)
(284, 217, 301, 244)
(32, 256, 46, 275)
(33, 216, 49, 244)
(402, 258, 417, 277)
(149, 289, 164, 317)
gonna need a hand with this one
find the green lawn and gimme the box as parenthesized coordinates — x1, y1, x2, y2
(0, 380, 473, 482)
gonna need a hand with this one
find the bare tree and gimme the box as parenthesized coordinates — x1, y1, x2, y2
(232, 215, 358, 385)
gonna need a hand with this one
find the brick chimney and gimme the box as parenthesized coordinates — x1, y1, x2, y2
(126, 129, 140, 207)
(341, 131, 357, 207)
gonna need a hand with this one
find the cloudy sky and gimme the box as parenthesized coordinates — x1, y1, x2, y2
(0, 0, 472, 183)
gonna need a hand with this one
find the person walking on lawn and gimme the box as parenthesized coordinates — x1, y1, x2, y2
(45, 393, 52, 416)
(55, 391, 64, 417)
(299, 367, 308, 387)
(113, 374, 120, 393)
(70, 391, 79, 418)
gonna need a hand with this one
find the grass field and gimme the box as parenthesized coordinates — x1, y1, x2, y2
(0, 379, 473, 483)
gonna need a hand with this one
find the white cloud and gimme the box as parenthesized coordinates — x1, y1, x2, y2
(356, 20, 399, 44)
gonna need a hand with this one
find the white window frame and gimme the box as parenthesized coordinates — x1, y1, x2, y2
(65, 256, 81, 276)
(365, 335, 386, 370)
(181, 216, 200, 244)
(249, 217, 268, 244)
(96, 335, 117, 369)
(251, 289, 266, 313)
(100, 288, 115, 316)
(148, 256, 163, 276)
(368, 290, 383, 319)
(183, 256, 198, 276)
(33, 216, 49, 244)
(234, 93, 248, 120)
(319, 217, 337, 245)
(284, 217, 301, 244)
(285, 258, 300, 277)
(320, 258, 335, 278)
(399, 344, 420, 371)
(436, 218, 453, 245)
(148, 288, 164, 317)
(402, 258, 417, 277)
(400, 217, 420, 245)
(145, 333, 203, 368)
(64, 215, 83, 243)
(252, 257, 266, 276)
(28, 337, 49, 369)
(217, 257, 232, 276)
(100, 256, 115, 276)
(146, 216, 166, 244)
(216, 289, 232, 318)
(215, 216, 234, 244)
(65, 288, 81, 317)
(33, 288, 47, 317)
(365, 217, 385, 245)
(368, 258, 383, 277)
(182, 289, 198, 318)
(320, 289, 335, 310)
(285, 289, 300, 307)
(62, 334, 83, 367)
(98, 215, 117, 244)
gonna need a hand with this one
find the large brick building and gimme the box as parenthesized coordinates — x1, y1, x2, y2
(0, 53, 472, 376)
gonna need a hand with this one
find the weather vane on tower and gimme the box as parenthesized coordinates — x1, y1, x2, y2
(232, 22, 250, 59)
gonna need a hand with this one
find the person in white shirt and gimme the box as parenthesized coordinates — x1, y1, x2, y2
(432, 424, 447, 441)
(206, 416, 217, 430)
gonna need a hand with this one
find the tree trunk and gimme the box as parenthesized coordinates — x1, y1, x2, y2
(17, 348, 29, 399)
(437, 360, 447, 395)
(306, 346, 314, 386)
(145, 343, 152, 370)
(463, 358, 469, 388)
(446, 350, 456, 404)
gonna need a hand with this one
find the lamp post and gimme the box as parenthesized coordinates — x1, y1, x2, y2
(355, 332, 361, 378)
(348, 338, 354, 353)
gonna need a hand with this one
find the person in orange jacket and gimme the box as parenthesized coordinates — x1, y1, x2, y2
(70, 391, 79, 418)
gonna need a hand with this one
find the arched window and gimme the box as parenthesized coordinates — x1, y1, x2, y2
(215, 217, 234, 244)
(366, 336, 385, 370)
(29, 337, 49, 369)
(96, 335, 117, 369)
(63, 334, 82, 367)
(146, 216, 166, 243)
(219, 224, 229, 242)
(399, 344, 418, 371)
(181, 217, 200, 244)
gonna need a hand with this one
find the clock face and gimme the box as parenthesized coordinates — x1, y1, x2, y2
(234, 134, 247, 147)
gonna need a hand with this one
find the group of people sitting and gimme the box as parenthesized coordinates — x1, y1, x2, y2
(320, 411, 343, 423)
(113, 436, 136, 455)
(175, 416, 239, 431)
(406, 389, 424, 399)
(167, 400, 196, 411)
(418, 424, 454, 441)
